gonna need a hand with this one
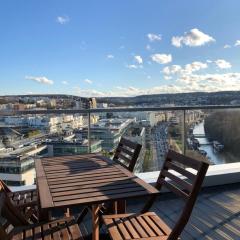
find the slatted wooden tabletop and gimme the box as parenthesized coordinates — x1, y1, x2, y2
(35, 153, 159, 210)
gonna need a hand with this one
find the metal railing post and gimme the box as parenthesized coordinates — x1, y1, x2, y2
(182, 110, 186, 155)
(87, 111, 91, 153)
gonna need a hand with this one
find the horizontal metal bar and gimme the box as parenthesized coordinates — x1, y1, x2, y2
(1, 105, 240, 116)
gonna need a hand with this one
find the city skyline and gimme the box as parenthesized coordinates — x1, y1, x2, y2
(1, 0, 240, 97)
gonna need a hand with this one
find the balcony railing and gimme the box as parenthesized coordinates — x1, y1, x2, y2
(1, 104, 240, 185)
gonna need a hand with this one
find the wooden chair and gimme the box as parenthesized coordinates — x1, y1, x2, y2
(77, 138, 142, 224)
(0, 191, 85, 240)
(102, 150, 209, 240)
(113, 137, 142, 172)
(0, 179, 38, 222)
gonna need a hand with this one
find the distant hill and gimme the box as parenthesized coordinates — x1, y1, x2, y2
(97, 91, 240, 106)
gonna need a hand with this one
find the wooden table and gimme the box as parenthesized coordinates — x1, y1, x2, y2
(35, 153, 159, 240)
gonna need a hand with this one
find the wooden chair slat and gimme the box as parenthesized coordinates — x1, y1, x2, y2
(167, 149, 202, 170)
(165, 161, 196, 182)
(118, 146, 134, 157)
(114, 218, 132, 239)
(103, 150, 209, 240)
(161, 169, 193, 192)
(113, 137, 142, 172)
(160, 179, 189, 200)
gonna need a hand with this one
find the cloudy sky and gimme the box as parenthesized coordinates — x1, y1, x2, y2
(1, 0, 240, 97)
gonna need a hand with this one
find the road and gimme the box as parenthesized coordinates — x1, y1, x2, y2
(151, 122, 169, 170)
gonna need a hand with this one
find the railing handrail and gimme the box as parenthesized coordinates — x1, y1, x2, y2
(1, 104, 240, 116)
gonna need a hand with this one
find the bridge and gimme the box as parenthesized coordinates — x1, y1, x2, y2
(192, 134, 207, 138)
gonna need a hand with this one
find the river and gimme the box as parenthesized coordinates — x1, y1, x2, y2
(193, 121, 239, 164)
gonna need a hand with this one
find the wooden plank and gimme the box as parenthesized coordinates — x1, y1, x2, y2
(129, 216, 148, 238)
(44, 165, 108, 175)
(49, 176, 131, 189)
(160, 179, 189, 200)
(167, 150, 202, 170)
(37, 176, 54, 209)
(44, 162, 108, 170)
(161, 170, 192, 192)
(51, 182, 139, 197)
(46, 167, 119, 179)
(47, 171, 127, 184)
(122, 217, 140, 238)
(54, 190, 152, 207)
(35, 159, 46, 178)
(142, 215, 164, 236)
(92, 204, 100, 240)
(165, 161, 196, 182)
(44, 163, 108, 172)
(114, 218, 132, 239)
(136, 215, 156, 237)
(33, 225, 42, 240)
(52, 186, 145, 202)
(104, 218, 123, 240)
(118, 146, 134, 157)
(150, 215, 171, 235)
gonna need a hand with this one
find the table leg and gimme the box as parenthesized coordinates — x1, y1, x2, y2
(117, 200, 126, 214)
(64, 207, 70, 217)
(92, 204, 100, 240)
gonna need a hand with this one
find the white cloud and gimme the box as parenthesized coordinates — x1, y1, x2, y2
(62, 81, 68, 85)
(25, 76, 54, 85)
(134, 55, 143, 64)
(126, 64, 142, 69)
(235, 40, 240, 46)
(162, 61, 207, 76)
(107, 54, 114, 59)
(164, 76, 172, 80)
(162, 65, 182, 75)
(215, 59, 232, 69)
(185, 61, 208, 73)
(147, 33, 162, 42)
(56, 16, 70, 25)
(74, 87, 105, 97)
(84, 79, 93, 84)
(73, 72, 240, 97)
(224, 44, 231, 49)
(171, 28, 215, 47)
(151, 54, 172, 64)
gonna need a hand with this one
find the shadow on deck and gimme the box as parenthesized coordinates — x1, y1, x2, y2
(74, 183, 240, 239)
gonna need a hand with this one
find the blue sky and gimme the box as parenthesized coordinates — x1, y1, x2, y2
(1, 0, 240, 97)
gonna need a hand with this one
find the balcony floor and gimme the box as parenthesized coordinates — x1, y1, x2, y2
(78, 183, 240, 239)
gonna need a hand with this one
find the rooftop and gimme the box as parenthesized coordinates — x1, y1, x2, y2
(79, 183, 240, 239)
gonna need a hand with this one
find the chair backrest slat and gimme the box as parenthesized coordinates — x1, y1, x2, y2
(0, 180, 11, 193)
(113, 137, 142, 172)
(166, 150, 201, 170)
(142, 149, 209, 239)
(164, 161, 195, 182)
(161, 169, 193, 192)
(159, 178, 189, 200)
(0, 189, 29, 238)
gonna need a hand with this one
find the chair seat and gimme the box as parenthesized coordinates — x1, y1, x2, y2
(103, 212, 171, 240)
(10, 216, 85, 240)
(7, 189, 38, 209)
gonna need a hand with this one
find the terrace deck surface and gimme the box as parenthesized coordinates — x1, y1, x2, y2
(79, 183, 240, 239)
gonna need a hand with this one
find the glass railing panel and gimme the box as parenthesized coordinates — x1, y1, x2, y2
(1, 107, 240, 187)
(185, 108, 240, 165)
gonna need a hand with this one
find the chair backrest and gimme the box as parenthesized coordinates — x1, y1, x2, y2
(0, 179, 11, 193)
(142, 150, 209, 240)
(113, 137, 142, 172)
(0, 188, 29, 239)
